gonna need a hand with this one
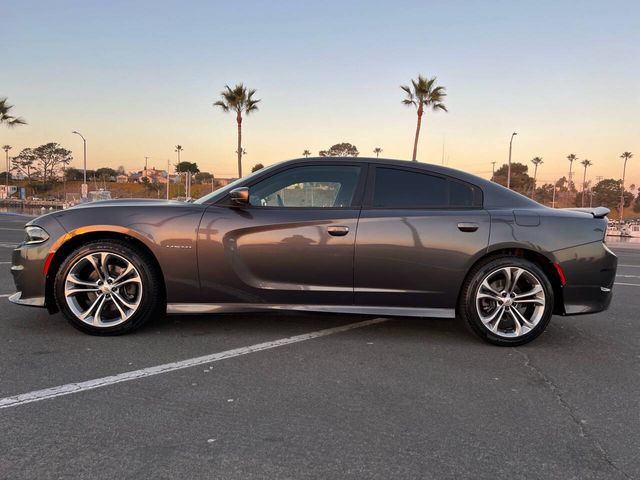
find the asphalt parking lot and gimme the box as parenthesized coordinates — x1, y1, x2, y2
(1, 214, 639, 480)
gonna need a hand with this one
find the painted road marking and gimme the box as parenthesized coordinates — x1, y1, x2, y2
(616, 274, 640, 279)
(0, 294, 11, 298)
(0, 243, 17, 249)
(615, 282, 640, 287)
(0, 228, 23, 231)
(0, 317, 389, 410)
(619, 264, 640, 268)
(0, 262, 10, 265)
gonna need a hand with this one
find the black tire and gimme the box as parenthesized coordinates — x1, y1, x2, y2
(54, 239, 164, 335)
(458, 256, 554, 346)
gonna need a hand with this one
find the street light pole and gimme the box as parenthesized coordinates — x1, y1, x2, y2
(72, 131, 87, 200)
(3, 145, 11, 198)
(166, 159, 170, 201)
(620, 156, 629, 223)
(507, 132, 517, 189)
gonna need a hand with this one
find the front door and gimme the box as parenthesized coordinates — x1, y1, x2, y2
(197, 163, 366, 306)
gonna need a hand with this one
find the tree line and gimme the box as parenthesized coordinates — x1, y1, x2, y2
(493, 161, 640, 214)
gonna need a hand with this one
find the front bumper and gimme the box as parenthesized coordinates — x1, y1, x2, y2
(9, 215, 67, 309)
(10, 243, 50, 309)
(555, 241, 617, 315)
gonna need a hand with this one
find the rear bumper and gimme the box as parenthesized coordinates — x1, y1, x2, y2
(555, 241, 617, 315)
(8, 292, 45, 307)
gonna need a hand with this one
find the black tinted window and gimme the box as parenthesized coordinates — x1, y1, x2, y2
(373, 168, 447, 208)
(372, 167, 481, 208)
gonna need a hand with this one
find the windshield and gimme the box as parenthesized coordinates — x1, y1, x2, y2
(193, 163, 280, 204)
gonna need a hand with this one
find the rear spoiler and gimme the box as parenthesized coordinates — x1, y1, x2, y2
(563, 207, 610, 219)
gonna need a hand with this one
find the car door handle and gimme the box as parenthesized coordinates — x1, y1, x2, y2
(327, 226, 350, 236)
(457, 222, 479, 232)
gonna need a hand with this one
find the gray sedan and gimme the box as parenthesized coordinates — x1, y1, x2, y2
(9, 157, 617, 345)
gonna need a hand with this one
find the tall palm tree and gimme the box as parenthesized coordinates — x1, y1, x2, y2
(580, 159, 593, 207)
(566, 154, 577, 190)
(401, 75, 447, 161)
(620, 152, 633, 221)
(0, 98, 26, 127)
(530, 157, 543, 199)
(302, 149, 311, 158)
(213, 84, 261, 177)
(373, 147, 383, 158)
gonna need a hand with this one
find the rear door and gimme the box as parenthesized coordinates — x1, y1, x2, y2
(354, 165, 490, 311)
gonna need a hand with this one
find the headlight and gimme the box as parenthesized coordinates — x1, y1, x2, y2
(24, 226, 50, 245)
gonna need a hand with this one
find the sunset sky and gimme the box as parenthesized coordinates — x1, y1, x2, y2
(2, 0, 638, 185)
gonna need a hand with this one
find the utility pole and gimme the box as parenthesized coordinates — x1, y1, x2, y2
(507, 132, 517, 189)
(491, 161, 496, 180)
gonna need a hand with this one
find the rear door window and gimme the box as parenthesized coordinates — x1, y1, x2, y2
(371, 167, 481, 208)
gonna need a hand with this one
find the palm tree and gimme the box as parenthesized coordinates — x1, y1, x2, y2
(175, 145, 183, 163)
(566, 154, 577, 190)
(580, 159, 593, 207)
(302, 149, 311, 158)
(213, 83, 261, 177)
(620, 152, 633, 221)
(530, 157, 543, 199)
(401, 75, 447, 161)
(0, 98, 26, 127)
(373, 147, 383, 158)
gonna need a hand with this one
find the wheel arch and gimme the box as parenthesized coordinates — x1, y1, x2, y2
(458, 246, 564, 316)
(45, 228, 166, 314)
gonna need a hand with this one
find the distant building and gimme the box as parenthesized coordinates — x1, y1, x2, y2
(216, 178, 237, 186)
(116, 174, 129, 183)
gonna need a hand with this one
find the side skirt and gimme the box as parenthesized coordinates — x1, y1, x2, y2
(166, 303, 456, 318)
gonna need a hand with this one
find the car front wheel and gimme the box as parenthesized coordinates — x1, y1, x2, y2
(54, 239, 163, 335)
(459, 256, 554, 346)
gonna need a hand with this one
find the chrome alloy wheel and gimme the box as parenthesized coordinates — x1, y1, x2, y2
(64, 252, 143, 327)
(475, 266, 546, 338)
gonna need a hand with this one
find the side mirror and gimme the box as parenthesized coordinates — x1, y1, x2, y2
(229, 187, 250, 206)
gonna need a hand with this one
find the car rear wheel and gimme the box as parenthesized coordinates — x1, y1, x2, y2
(459, 256, 554, 346)
(54, 239, 163, 335)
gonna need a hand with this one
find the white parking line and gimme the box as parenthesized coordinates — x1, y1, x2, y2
(616, 274, 640, 279)
(0, 262, 10, 265)
(0, 227, 23, 231)
(615, 282, 640, 287)
(0, 243, 17, 249)
(0, 317, 389, 410)
(0, 294, 11, 298)
(619, 264, 640, 268)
